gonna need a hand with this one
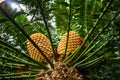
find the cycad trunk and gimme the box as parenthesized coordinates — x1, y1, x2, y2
(36, 62, 82, 80)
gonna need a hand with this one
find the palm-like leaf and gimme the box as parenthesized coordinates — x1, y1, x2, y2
(0, 0, 120, 79)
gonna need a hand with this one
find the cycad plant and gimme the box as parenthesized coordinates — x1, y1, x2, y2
(0, 0, 120, 80)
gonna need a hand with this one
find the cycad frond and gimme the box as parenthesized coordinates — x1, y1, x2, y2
(0, 0, 119, 80)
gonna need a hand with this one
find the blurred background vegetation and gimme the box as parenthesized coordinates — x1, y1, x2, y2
(0, 0, 120, 80)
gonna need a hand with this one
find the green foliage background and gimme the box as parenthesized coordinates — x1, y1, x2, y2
(0, 0, 120, 80)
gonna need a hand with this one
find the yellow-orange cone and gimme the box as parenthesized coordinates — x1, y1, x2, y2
(57, 31, 83, 60)
(27, 33, 53, 62)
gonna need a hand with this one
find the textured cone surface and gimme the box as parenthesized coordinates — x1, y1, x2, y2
(57, 31, 82, 60)
(27, 33, 53, 62)
(36, 62, 82, 80)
